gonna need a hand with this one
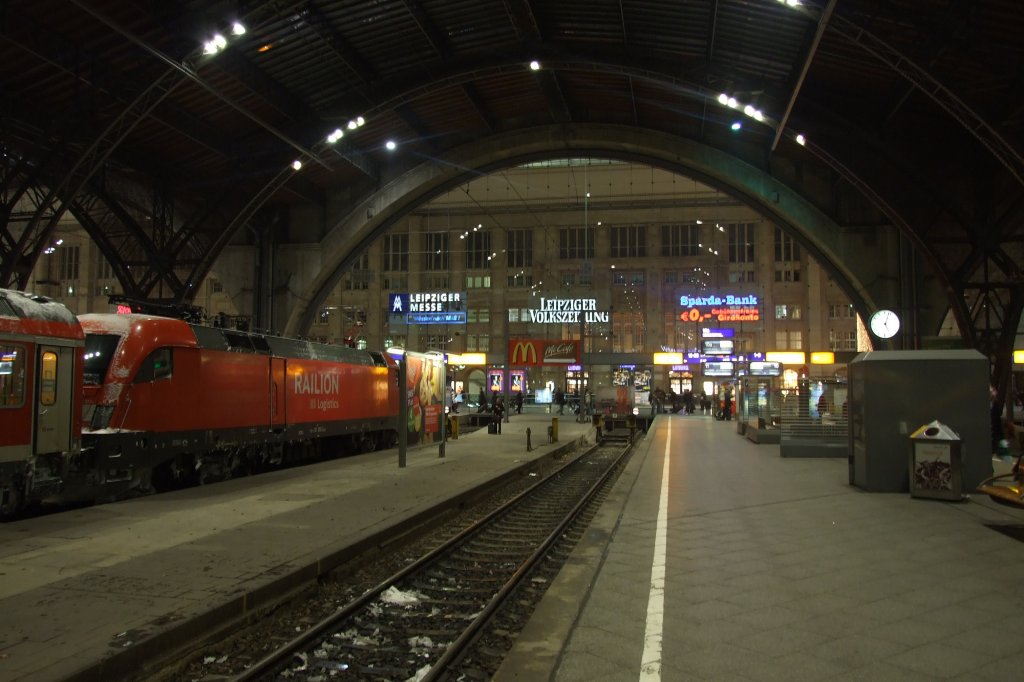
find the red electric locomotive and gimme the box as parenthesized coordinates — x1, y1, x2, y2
(0, 288, 84, 516)
(77, 313, 400, 497)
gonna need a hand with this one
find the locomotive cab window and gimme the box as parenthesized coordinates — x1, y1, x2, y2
(83, 333, 121, 385)
(134, 348, 173, 383)
(0, 344, 26, 407)
(39, 351, 58, 406)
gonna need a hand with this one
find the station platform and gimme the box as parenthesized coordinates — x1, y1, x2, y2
(496, 414, 1024, 682)
(0, 411, 596, 682)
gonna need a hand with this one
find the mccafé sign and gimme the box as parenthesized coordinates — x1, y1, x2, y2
(508, 340, 580, 366)
(528, 297, 609, 324)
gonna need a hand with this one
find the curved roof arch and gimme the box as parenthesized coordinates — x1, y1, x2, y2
(285, 123, 911, 337)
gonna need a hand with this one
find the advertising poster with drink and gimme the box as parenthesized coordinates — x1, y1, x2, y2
(404, 352, 444, 444)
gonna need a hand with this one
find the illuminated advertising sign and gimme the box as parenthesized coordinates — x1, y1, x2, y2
(528, 297, 609, 324)
(702, 339, 734, 356)
(679, 292, 760, 323)
(511, 371, 525, 393)
(703, 360, 735, 377)
(701, 327, 735, 338)
(508, 340, 580, 366)
(488, 369, 504, 392)
(748, 361, 782, 377)
(389, 292, 467, 325)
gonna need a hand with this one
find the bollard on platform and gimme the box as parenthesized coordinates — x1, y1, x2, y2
(527, 427, 532, 451)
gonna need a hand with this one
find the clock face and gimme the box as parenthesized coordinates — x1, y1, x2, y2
(869, 309, 900, 338)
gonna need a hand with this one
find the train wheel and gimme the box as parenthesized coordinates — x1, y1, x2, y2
(358, 434, 376, 453)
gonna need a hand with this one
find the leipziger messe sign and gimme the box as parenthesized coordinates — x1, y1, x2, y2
(389, 292, 467, 324)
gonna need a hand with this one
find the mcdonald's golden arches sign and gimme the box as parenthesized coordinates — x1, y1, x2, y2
(508, 340, 580, 366)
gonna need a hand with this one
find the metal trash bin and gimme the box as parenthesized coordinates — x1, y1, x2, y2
(487, 421, 499, 435)
(909, 420, 964, 500)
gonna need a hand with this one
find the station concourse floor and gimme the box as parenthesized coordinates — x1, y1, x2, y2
(0, 410, 594, 682)
(496, 413, 1024, 682)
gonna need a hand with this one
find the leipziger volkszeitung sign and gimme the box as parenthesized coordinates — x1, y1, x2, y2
(528, 297, 609, 324)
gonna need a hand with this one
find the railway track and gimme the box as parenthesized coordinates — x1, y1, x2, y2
(228, 441, 632, 681)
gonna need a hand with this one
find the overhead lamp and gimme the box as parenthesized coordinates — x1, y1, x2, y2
(529, 60, 541, 70)
(326, 128, 344, 143)
(795, 133, 807, 146)
(291, 159, 302, 170)
(203, 40, 219, 55)
(347, 120, 358, 130)
(730, 121, 742, 131)
(696, 219, 702, 224)
(385, 140, 396, 151)
(213, 34, 227, 49)
(231, 22, 246, 36)
(356, 116, 365, 127)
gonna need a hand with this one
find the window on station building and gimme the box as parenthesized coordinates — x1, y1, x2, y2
(467, 308, 490, 323)
(424, 274, 449, 289)
(775, 304, 802, 320)
(466, 275, 491, 289)
(344, 253, 371, 290)
(661, 223, 699, 257)
(829, 329, 857, 351)
(465, 231, 491, 270)
(58, 245, 80, 281)
(774, 269, 801, 282)
(829, 303, 855, 319)
(507, 272, 532, 288)
(382, 274, 408, 289)
(96, 256, 114, 280)
(559, 226, 594, 259)
(610, 224, 646, 258)
(727, 223, 755, 263)
(466, 334, 490, 352)
(561, 271, 576, 287)
(383, 234, 409, 272)
(423, 232, 449, 271)
(728, 269, 755, 283)
(774, 227, 801, 262)
(774, 330, 803, 350)
(507, 229, 533, 268)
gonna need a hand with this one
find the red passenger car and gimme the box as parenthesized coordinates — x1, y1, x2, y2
(78, 313, 399, 495)
(0, 289, 84, 516)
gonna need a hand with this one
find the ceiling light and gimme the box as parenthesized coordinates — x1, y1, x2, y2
(231, 22, 246, 36)
(257, 43, 272, 53)
(326, 128, 344, 143)
(291, 159, 302, 170)
(529, 60, 541, 70)
(347, 120, 358, 130)
(356, 116, 365, 127)
(727, 97, 738, 109)
(731, 121, 742, 131)
(385, 140, 396, 151)
(795, 133, 807, 146)
(717, 93, 729, 105)
(213, 34, 227, 49)
(203, 40, 219, 55)
(696, 219, 702, 224)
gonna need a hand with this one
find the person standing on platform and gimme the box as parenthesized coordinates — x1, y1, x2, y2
(478, 387, 488, 413)
(492, 396, 505, 433)
(514, 391, 523, 414)
(556, 388, 566, 414)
